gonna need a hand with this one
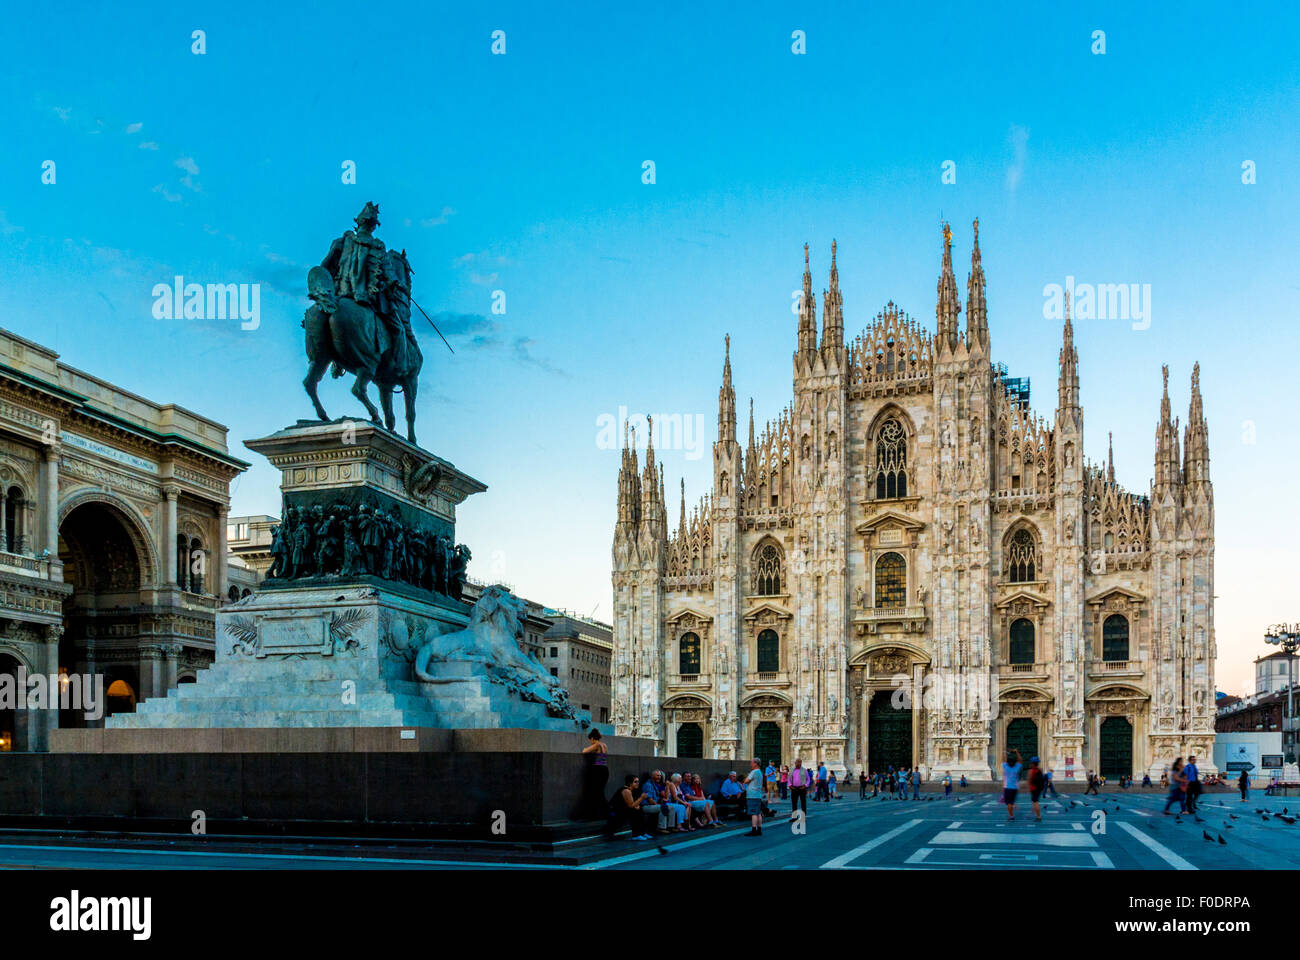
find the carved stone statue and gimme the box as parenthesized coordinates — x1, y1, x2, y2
(414, 585, 577, 719)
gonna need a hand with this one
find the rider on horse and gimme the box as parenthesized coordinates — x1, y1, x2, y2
(318, 202, 412, 376)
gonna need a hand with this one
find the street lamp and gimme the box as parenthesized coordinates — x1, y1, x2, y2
(1264, 624, 1300, 764)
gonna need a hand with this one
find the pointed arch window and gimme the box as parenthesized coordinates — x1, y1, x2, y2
(756, 629, 780, 673)
(873, 418, 907, 499)
(874, 552, 906, 608)
(1005, 528, 1039, 583)
(679, 632, 701, 675)
(753, 543, 784, 596)
(1103, 614, 1130, 662)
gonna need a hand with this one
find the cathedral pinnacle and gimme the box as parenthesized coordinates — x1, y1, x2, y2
(1058, 290, 1079, 412)
(936, 221, 961, 353)
(966, 218, 988, 349)
(718, 335, 737, 443)
(821, 239, 844, 351)
(798, 243, 817, 354)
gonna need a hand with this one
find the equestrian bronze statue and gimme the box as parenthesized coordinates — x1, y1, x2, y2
(302, 202, 432, 444)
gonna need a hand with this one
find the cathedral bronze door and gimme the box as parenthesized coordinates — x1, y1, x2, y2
(1005, 718, 1038, 777)
(868, 692, 911, 773)
(754, 721, 781, 766)
(676, 722, 703, 758)
(1098, 716, 1133, 779)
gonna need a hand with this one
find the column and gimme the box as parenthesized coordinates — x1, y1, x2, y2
(912, 662, 923, 772)
(43, 446, 59, 555)
(162, 485, 179, 586)
(38, 626, 61, 751)
(216, 506, 229, 600)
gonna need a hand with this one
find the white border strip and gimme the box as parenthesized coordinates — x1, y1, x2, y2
(1116, 822, 1197, 870)
(820, 819, 924, 869)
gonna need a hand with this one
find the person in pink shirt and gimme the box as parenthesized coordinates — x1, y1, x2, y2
(787, 757, 810, 820)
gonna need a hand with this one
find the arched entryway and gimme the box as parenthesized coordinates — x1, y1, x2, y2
(868, 690, 911, 773)
(1005, 718, 1038, 776)
(58, 501, 146, 727)
(753, 721, 782, 766)
(1098, 716, 1133, 779)
(0, 653, 21, 751)
(676, 722, 703, 758)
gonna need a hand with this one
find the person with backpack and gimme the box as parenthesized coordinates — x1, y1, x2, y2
(1026, 756, 1045, 822)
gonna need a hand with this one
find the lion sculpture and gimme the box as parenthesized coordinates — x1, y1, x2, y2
(414, 584, 579, 721)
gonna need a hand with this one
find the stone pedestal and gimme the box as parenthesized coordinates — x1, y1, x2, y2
(105, 421, 587, 737)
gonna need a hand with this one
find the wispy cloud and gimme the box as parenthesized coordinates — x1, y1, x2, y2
(1006, 124, 1029, 196)
(175, 156, 202, 192)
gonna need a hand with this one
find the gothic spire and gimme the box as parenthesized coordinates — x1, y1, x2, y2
(820, 239, 843, 351)
(797, 243, 818, 354)
(1057, 291, 1079, 412)
(965, 218, 988, 349)
(1154, 365, 1182, 495)
(1184, 362, 1210, 489)
(936, 222, 961, 353)
(717, 334, 736, 444)
(1107, 431, 1115, 483)
(679, 477, 687, 536)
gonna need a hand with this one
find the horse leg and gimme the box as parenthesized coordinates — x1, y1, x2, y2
(404, 375, 418, 444)
(379, 385, 396, 432)
(303, 357, 331, 421)
(351, 373, 382, 423)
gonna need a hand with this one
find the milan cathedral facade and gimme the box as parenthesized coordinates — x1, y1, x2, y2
(610, 222, 1216, 780)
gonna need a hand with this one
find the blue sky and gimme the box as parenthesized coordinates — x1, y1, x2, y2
(4, 2, 1298, 693)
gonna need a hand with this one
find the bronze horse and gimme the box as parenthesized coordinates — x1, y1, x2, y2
(302, 250, 423, 443)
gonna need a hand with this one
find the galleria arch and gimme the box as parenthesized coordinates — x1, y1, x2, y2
(0, 328, 246, 749)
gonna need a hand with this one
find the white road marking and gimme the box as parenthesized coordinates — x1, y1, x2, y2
(930, 831, 1097, 848)
(1116, 821, 1197, 870)
(820, 819, 925, 869)
(947, 822, 963, 829)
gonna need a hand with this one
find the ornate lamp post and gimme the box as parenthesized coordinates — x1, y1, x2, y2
(1264, 624, 1300, 763)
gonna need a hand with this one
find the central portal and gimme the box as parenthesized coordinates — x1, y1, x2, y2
(867, 690, 911, 773)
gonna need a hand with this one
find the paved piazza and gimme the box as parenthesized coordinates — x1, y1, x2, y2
(591, 791, 1300, 872)
(0, 790, 1296, 871)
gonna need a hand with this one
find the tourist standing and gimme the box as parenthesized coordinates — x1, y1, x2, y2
(1184, 755, 1201, 814)
(815, 761, 829, 802)
(912, 767, 921, 800)
(1238, 768, 1249, 802)
(943, 771, 952, 797)
(743, 757, 765, 836)
(788, 758, 809, 819)
(1043, 767, 1058, 798)
(1002, 748, 1023, 821)
(779, 764, 790, 801)
(765, 760, 779, 804)
(581, 727, 610, 820)
(859, 769, 868, 800)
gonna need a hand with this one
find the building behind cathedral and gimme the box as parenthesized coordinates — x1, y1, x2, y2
(611, 222, 1216, 780)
